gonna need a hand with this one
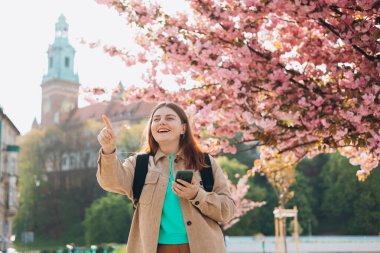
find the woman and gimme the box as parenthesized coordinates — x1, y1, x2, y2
(97, 102, 235, 253)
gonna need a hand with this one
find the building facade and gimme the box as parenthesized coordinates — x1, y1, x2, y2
(0, 107, 20, 251)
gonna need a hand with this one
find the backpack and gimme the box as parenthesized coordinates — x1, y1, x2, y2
(132, 153, 214, 208)
(132, 153, 226, 243)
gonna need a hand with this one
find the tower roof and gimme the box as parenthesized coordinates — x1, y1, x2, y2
(55, 14, 68, 34)
(53, 14, 71, 47)
(42, 14, 79, 84)
(32, 117, 39, 129)
(58, 14, 66, 23)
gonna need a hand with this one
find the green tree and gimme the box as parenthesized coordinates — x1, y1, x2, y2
(320, 153, 380, 234)
(83, 193, 134, 244)
(13, 128, 45, 237)
(216, 156, 270, 235)
(117, 120, 147, 155)
(296, 154, 329, 234)
(287, 171, 317, 235)
(220, 154, 319, 236)
(224, 142, 259, 168)
(13, 119, 106, 243)
(216, 156, 248, 184)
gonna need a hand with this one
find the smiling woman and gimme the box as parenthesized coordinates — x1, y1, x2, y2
(150, 107, 186, 152)
(96, 101, 235, 253)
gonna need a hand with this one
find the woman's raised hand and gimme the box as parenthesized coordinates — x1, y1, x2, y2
(97, 114, 116, 154)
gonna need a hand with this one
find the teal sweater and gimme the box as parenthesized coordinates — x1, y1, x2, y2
(158, 154, 189, 244)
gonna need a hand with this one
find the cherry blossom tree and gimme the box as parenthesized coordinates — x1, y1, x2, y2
(252, 146, 299, 208)
(252, 146, 300, 252)
(92, 0, 380, 180)
(223, 174, 266, 230)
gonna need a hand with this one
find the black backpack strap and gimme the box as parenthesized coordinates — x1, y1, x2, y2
(200, 154, 214, 192)
(200, 154, 226, 242)
(132, 153, 150, 208)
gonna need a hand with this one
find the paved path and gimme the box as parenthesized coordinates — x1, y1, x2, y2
(226, 236, 380, 253)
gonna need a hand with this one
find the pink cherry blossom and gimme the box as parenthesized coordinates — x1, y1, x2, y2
(93, 0, 380, 179)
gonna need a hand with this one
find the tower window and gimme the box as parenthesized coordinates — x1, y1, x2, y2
(65, 57, 70, 67)
(49, 57, 53, 68)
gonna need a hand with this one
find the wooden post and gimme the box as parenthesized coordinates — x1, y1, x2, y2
(282, 217, 287, 253)
(275, 216, 279, 253)
(293, 206, 299, 253)
(274, 207, 300, 253)
(279, 217, 284, 253)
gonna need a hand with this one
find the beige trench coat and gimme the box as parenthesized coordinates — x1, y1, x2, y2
(96, 149, 236, 253)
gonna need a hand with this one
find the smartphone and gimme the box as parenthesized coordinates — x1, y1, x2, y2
(175, 170, 193, 186)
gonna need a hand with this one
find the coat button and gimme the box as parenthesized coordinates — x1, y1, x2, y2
(187, 221, 192, 226)
(194, 201, 200, 205)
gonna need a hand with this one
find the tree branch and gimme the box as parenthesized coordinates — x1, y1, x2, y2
(278, 140, 319, 154)
(317, 18, 379, 61)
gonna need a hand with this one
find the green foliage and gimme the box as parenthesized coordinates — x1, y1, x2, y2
(13, 121, 105, 244)
(287, 171, 317, 235)
(224, 143, 259, 168)
(217, 154, 312, 236)
(84, 193, 134, 244)
(221, 154, 319, 236)
(117, 120, 147, 154)
(216, 156, 248, 184)
(226, 178, 277, 236)
(13, 128, 45, 235)
(320, 153, 380, 234)
(296, 154, 329, 224)
(216, 156, 273, 235)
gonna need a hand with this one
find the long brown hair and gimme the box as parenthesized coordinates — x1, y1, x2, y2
(142, 102, 206, 170)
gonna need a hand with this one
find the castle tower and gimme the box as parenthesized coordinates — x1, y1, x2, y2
(41, 14, 80, 127)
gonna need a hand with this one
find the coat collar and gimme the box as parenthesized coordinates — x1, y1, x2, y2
(154, 148, 184, 164)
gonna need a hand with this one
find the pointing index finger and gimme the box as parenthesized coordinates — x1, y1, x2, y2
(102, 114, 113, 131)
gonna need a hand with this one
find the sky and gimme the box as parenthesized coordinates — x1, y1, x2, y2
(0, 0, 184, 134)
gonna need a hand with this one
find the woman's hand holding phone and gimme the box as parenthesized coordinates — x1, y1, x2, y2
(172, 171, 199, 200)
